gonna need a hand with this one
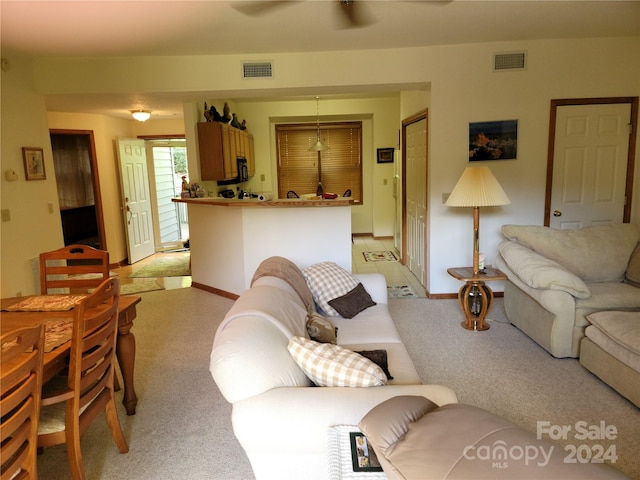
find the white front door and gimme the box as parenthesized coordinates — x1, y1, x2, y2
(550, 103, 631, 229)
(405, 118, 427, 285)
(117, 138, 156, 263)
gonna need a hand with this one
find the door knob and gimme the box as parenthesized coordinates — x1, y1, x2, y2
(553, 210, 562, 217)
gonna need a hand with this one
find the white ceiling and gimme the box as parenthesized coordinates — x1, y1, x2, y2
(2, 0, 639, 118)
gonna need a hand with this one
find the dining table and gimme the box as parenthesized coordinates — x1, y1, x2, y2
(1, 294, 141, 415)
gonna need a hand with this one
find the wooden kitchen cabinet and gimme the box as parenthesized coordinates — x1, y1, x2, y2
(197, 122, 254, 181)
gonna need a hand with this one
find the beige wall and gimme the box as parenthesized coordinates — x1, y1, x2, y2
(2, 36, 639, 296)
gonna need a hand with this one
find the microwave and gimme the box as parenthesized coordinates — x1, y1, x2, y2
(237, 157, 248, 182)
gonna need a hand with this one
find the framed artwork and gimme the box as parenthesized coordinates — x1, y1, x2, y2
(22, 147, 46, 180)
(349, 432, 383, 472)
(377, 147, 394, 164)
(469, 120, 518, 161)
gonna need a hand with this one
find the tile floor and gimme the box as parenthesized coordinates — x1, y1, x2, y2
(351, 236, 427, 297)
(113, 236, 426, 297)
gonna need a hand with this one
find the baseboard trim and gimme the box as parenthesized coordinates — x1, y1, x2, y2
(191, 281, 239, 300)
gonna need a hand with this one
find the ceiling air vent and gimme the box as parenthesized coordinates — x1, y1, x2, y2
(493, 52, 526, 72)
(242, 61, 273, 79)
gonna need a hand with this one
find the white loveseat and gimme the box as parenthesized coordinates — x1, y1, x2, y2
(209, 257, 457, 480)
(495, 223, 640, 358)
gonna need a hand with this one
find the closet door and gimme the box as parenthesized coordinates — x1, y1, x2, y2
(405, 117, 427, 285)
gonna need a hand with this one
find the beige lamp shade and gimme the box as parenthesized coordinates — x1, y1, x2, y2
(445, 166, 511, 207)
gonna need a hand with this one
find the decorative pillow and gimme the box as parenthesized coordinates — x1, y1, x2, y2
(287, 337, 387, 387)
(498, 241, 590, 298)
(355, 349, 393, 380)
(306, 312, 337, 344)
(501, 224, 640, 283)
(625, 242, 640, 287)
(302, 262, 360, 316)
(328, 283, 376, 318)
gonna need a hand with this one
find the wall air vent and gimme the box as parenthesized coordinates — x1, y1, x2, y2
(242, 61, 273, 79)
(493, 52, 526, 72)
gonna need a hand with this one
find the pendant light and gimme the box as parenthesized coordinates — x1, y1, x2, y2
(308, 97, 329, 152)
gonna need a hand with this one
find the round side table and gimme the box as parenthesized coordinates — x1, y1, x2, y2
(447, 266, 507, 331)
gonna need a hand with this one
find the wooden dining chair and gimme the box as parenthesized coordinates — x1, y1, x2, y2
(39, 244, 110, 295)
(38, 277, 128, 480)
(1, 325, 45, 480)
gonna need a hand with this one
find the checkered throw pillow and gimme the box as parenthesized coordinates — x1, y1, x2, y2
(302, 262, 360, 316)
(287, 336, 387, 387)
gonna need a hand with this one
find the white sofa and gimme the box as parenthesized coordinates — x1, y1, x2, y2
(495, 223, 640, 358)
(209, 257, 458, 480)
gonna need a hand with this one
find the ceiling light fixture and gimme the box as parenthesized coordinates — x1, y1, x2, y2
(308, 97, 328, 152)
(130, 110, 151, 122)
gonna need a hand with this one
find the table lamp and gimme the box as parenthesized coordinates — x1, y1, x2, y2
(445, 166, 510, 275)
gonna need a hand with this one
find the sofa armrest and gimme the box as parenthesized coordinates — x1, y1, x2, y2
(354, 273, 388, 305)
(498, 241, 590, 298)
(232, 384, 457, 456)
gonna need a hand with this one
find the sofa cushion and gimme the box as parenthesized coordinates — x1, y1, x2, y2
(303, 262, 366, 316)
(287, 336, 387, 387)
(626, 242, 640, 287)
(501, 223, 640, 283)
(306, 312, 337, 344)
(328, 282, 376, 318)
(498, 241, 590, 298)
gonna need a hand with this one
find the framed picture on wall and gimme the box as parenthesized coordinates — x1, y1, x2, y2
(377, 147, 395, 164)
(469, 120, 518, 161)
(22, 147, 46, 180)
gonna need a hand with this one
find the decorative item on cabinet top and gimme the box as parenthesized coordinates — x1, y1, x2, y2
(204, 102, 247, 131)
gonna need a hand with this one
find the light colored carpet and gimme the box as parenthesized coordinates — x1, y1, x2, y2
(37, 288, 640, 479)
(129, 255, 191, 278)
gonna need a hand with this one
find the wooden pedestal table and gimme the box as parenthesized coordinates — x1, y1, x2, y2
(447, 267, 507, 331)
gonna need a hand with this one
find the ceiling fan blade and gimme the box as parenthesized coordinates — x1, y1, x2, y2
(335, 0, 374, 29)
(232, 1, 300, 17)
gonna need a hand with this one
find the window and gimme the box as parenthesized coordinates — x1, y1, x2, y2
(276, 122, 362, 202)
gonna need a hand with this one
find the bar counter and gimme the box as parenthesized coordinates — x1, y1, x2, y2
(173, 196, 354, 297)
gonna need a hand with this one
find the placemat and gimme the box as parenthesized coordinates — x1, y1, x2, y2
(4, 294, 87, 312)
(44, 319, 74, 352)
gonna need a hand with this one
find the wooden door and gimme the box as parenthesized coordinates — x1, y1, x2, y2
(403, 113, 428, 286)
(117, 138, 156, 263)
(546, 98, 637, 228)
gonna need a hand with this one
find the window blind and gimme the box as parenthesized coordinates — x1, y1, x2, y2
(276, 122, 362, 202)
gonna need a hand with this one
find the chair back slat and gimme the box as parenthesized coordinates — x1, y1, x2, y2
(39, 245, 109, 294)
(1, 325, 44, 480)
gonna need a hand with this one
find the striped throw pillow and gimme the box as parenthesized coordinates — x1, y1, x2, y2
(287, 336, 387, 387)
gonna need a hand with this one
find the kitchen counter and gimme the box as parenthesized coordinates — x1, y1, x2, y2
(173, 196, 353, 297)
(173, 196, 353, 207)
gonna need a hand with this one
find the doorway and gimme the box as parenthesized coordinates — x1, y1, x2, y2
(50, 130, 106, 250)
(545, 97, 638, 227)
(146, 139, 190, 250)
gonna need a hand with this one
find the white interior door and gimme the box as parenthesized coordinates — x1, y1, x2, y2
(405, 118, 427, 285)
(550, 103, 631, 229)
(117, 138, 156, 263)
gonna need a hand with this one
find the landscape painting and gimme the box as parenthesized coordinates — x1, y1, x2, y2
(469, 120, 518, 161)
